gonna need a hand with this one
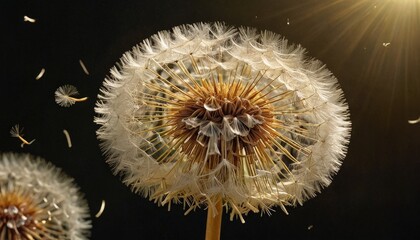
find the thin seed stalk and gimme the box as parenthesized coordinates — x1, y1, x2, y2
(205, 196, 223, 240)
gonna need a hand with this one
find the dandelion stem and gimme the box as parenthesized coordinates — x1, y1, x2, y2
(68, 96, 88, 102)
(205, 196, 223, 240)
(17, 135, 30, 145)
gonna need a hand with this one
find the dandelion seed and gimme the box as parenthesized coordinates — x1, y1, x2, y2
(307, 225, 314, 230)
(408, 117, 420, 124)
(382, 42, 391, 47)
(287, 18, 290, 25)
(63, 129, 72, 148)
(10, 124, 35, 148)
(0, 153, 91, 239)
(95, 200, 106, 218)
(79, 59, 90, 75)
(95, 22, 351, 230)
(55, 85, 88, 107)
(35, 68, 45, 80)
(23, 15, 36, 23)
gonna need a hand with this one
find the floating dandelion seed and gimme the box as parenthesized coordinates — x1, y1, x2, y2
(55, 85, 88, 107)
(35, 68, 45, 80)
(95, 22, 351, 237)
(95, 200, 106, 218)
(23, 15, 36, 23)
(63, 129, 72, 148)
(79, 59, 90, 75)
(0, 153, 91, 240)
(408, 117, 420, 124)
(10, 124, 35, 148)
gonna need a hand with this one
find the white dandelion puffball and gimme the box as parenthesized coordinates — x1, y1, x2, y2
(95, 22, 351, 221)
(0, 153, 91, 239)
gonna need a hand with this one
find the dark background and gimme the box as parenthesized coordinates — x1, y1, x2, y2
(2, 0, 420, 239)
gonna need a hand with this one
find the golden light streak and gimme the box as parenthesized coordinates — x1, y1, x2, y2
(266, 0, 419, 127)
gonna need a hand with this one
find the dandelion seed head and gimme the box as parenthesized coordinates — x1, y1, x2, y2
(0, 153, 91, 239)
(95, 22, 351, 219)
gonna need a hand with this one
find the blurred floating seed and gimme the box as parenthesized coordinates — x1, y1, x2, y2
(10, 124, 35, 148)
(79, 59, 90, 75)
(408, 117, 420, 124)
(95, 200, 106, 218)
(23, 16, 36, 23)
(307, 225, 314, 230)
(62, 129, 72, 148)
(55, 85, 88, 107)
(35, 68, 45, 80)
(287, 18, 290, 25)
(382, 42, 391, 47)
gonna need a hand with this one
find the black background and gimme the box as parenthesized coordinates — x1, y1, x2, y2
(2, 0, 420, 239)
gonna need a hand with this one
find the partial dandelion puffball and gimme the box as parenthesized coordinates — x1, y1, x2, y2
(0, 153, 91, 239)
(95, 22, 351, 221)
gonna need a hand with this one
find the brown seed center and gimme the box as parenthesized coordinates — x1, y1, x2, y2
(166, 80, 275, 171)
(0, 192, 36, 233)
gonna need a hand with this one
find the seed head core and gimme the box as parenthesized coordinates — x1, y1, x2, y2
(165, 70, 277, 175)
